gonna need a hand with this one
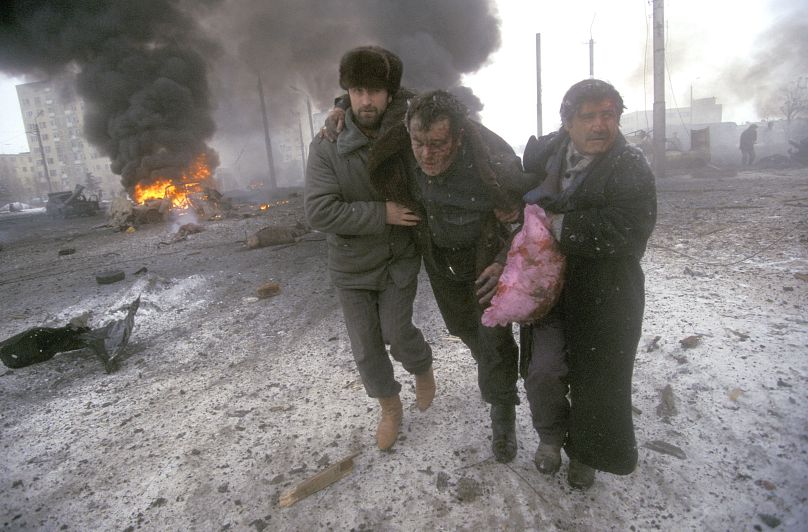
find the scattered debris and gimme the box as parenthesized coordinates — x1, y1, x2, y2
(728, 388, 744, 401)
(656, 384, 678, 419)
(257, 282, 281, 299)
(246, 223, 309, 249)
(436, 471, 450, 492)
(794, 272, 808, 282)
(672, 353, 688, 365)
(679, 335, 701, 349)
(160, 223, 205, 245)
(776, 378, 791, 388)
(690, 164, 737, 179)
(186, 187, 232, 220)
(0, 324, 90, 368)
(755, 479, 777, 491)
(0, 297, 140, 372)
(96, 270, 126, 285)
(645, 335, 661, 352)
(46, 184, 100, 218)
(79, 297, 140, 372)
(683, 266, 707, 277)
(278, 452, 358, 508)
(758, 513, 782, 528)
(756, 154, 797, 170)
(726, 329, 750, 341)
(788, 137, 808, 165)
(455, 477, 483, 502)
(643, 440, 687, 459)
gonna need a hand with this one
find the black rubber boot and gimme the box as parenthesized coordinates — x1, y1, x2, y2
(567, 459, 596, 489)
(490, 403, 517, 463)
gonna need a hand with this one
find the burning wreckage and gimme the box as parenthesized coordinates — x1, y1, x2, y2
(107, 154, 233, 230)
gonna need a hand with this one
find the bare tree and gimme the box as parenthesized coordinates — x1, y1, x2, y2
(780, 77, 808, 124)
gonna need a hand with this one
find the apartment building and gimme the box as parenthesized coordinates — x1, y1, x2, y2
(16, 78, 121, 198)
(0, 152, 37, 203)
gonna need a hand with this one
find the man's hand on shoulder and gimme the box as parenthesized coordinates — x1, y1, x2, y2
(475, 262, 504, 305)
(385, 201, 421, 226)
(320, 107, 345, 142)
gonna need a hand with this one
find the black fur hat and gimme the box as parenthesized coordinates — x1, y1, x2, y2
(339, 46, 402, 94)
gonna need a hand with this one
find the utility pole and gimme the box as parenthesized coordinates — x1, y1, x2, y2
(588, 15, 596, 79)
(32, 110, 53, 193)
(690, 84, 693, 128)
(296, 113, 306, 181)
(257, 75, 277, 191)
(653, 0, 666, 178)
(290, 86, 315, 141)
(536, 33, 543, 136)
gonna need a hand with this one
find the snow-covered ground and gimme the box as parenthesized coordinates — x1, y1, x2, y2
(0, 169, 806, 531)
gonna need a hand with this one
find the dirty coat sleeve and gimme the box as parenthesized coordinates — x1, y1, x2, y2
(558, 148, 657, 259)
(304, 139, 387, 236)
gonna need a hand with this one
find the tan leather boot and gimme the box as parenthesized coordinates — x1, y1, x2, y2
(414, 367, 435, 411)
(376, 395, 403, 450)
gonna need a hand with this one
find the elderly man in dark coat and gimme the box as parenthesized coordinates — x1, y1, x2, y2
(521, 79, 657, 489)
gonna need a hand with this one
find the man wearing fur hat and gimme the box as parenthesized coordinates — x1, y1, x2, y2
(304, 46, 434, 451)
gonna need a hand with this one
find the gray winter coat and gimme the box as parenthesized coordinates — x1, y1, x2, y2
(304, 110, 420, 290)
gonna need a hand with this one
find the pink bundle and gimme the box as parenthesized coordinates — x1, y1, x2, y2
(481, 204, 566, 327)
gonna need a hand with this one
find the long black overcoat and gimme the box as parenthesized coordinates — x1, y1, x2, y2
(523, 129, 657, 474)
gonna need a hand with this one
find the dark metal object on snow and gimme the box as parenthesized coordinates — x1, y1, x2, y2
(80, 297, 140, 372)
(96, 270, 126, 284)
(0, 325, 90, 368)
(0, 297, 140, 372)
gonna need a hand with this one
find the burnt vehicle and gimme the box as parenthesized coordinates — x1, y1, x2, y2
(46, 184, 101, 217)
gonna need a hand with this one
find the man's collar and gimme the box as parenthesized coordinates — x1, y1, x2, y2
(337, 110, 374, 155)
(564, 140, 594, 172)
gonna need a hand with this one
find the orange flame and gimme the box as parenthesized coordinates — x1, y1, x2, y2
(133, 154, 213, 207)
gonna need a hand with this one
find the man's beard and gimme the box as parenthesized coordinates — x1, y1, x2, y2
(354, 107, 383, 130)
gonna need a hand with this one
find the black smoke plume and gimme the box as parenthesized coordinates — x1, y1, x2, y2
(203, 0, 501, 184)
(2, 0, 503, 189)
(0, 0, 220, 192)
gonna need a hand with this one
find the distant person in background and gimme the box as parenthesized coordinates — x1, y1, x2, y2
(740, 124, 758, 166)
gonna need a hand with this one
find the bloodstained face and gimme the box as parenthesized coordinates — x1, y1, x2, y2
(408, 116, 462, 176)
(348, 87, 391, 131)
(565, 98, 620, 156)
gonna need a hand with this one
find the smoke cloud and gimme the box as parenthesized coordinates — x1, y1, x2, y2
(728, 0, 808, 118)
(1, 1, 503, 190)
(0, 0, 221, 192)
(203, 0, 501, 184)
